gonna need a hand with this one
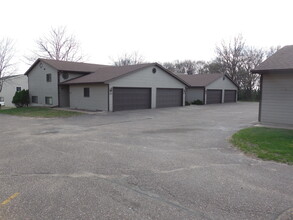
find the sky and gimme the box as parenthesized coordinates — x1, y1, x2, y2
(2, 0, 293, 74)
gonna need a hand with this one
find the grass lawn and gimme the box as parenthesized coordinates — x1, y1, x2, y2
(0, 107, 82, 118)
(231, 127, 293, 165)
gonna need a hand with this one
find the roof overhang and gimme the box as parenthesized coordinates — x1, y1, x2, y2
(251, 68, 293, 74)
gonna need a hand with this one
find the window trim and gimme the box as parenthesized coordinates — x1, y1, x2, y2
(32, 96, 38, 104)
(46, 73, 52, 82)
(84, 88, 90, 97)
(45, 96, 53, 105)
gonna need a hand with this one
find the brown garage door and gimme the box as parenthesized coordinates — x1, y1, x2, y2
(156, 88, 183, 108)
(113, 87, 151, 111)
(206, 89, 222, 104)
(224, 90, 237, 103)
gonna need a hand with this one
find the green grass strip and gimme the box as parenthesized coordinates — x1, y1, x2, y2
(231, 127, 293, 165)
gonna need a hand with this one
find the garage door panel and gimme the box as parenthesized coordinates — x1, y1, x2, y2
(157, 88, 183, 108)
(207, 90, 222, 104)
(224, 90, 236, 103)
(113, 87, 151, 111)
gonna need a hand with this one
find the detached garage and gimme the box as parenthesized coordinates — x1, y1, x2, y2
(251, 45, 293, 126)
(63, 63, 187, 111)
(178, 73, 238, 104)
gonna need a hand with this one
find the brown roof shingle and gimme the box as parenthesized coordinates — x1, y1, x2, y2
(25, 59, 188, 85)
(25, 58, 108, 75)
(177, 73, 224, 87)
(63, 63, 155, 84)
(251, 45, 293, 73)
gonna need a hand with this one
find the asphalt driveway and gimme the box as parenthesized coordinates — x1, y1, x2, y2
(0, 102, 292, 220)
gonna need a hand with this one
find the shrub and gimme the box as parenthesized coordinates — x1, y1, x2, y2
(12, 90, 29, 108)
(191, 99, 203, 105)
(185, 101, 190, 106)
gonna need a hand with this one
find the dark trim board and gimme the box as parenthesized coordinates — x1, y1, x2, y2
(203, 88, 206, 104)
(58, 72, 61, 107)
(107, 84, 110, 111)
(259, 74, 263, 122)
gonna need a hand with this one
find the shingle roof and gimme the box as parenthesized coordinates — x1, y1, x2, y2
(251, 45, 293, 73)
(25, 59, 188, 85)
(63, 63, 155, 84)
(24, 58, 108, 75)
(177, 73, 224, 87)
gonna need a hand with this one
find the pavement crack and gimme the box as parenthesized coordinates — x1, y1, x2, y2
(109, 179, 212, 220)
(153, 163, 262, 174)
(0, 171, 211, 219)
(0, 172, 129, 180)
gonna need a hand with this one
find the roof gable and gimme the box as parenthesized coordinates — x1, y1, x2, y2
(63, 63, 188, 85)
(177, 73, 239, 88)
(24, 59, 188, 85)
(251, 45, 293, 73)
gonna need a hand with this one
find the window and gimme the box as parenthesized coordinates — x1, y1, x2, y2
(0, 97, 4, 102)
(32, 96, 38, 103)
(16, 87, 21, 92)
(62, 72, 69, 80)
(45, 97, 53, 105)
(84, 88, 90, 97)
(46, 73, 52, 82)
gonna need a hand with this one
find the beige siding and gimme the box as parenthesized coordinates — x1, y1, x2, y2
(186, 88, 204, 103)
(69, 84, 108, 111)
(108, 66, 186, 111)
(261, 73, 293, 125)
(28, 61, 59, 106)
(206, 76, 238, 104)
(0, 75, 28, 107)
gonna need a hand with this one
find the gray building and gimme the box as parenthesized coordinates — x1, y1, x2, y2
(25, 59, 188, 111)
(0, 75, 28, 107)
(178, 73, 238, 104)
(251, 45, 293, 126)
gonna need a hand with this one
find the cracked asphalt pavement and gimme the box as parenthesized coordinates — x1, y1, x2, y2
(0, 102, 292, 219)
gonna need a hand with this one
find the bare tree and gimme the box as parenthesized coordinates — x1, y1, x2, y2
(28, 26, 83, 62)
(215, 34, 246, 84)
(112, 52, 144, 66)
(265, 45, 281, 58)
(163, 60, 209, 75)
(240, 47, 265, 90)
(0, 38, 15, 78)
